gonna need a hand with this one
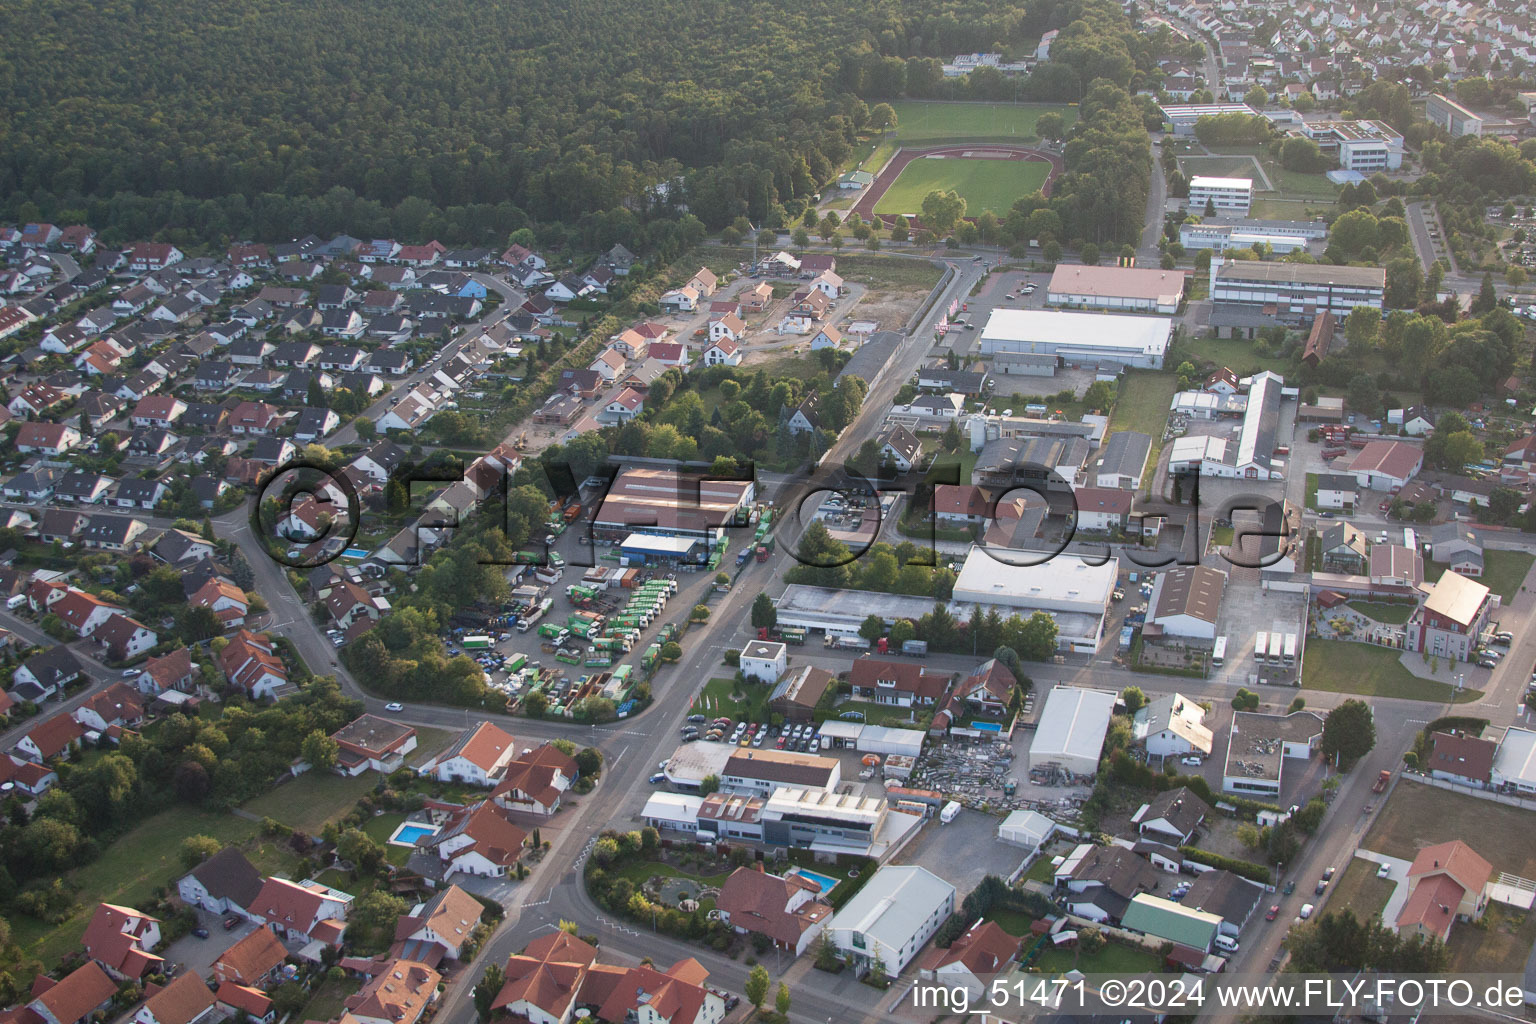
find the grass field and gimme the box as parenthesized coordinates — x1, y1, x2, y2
(889, 101, 1076, 145)
(1447, 901, 1536, 976)
(1178, 154, 1269, 187)
(1109, 371, 1177, 440)
(1034, 940, 1160, 976)
(1174, 334, 1294, 377)
(1426, 550, 1536, 603)
(873, 157, 1051, 217)
(1347, 601, 1416, 624)
(1326, 857, 1395, 925)
(1301, 639, 1481, 703)
(1365, 778, 1536, 877)
(243, 769, 382, 834)
(13, 807, 260, 971)
(983, 907, 1039, 936)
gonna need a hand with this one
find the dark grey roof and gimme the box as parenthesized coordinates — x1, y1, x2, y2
(1181, 869, 1263, 926)
(187, 847, 264, 910)
(18, 645, 84, 688)
(1097, 431, 1153, 479)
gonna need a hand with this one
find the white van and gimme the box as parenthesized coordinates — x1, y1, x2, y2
(1214, 935, 1239, 953)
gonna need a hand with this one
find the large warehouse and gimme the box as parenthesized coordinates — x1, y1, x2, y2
(774, 585, 958, 638)
(979, 309, 1172, 373)
(952, 546, 1118, 653)
(1046, 265, 1187, 314)
(592, 465, 754, 551)
(1160, 102, 1258, 135)
(1029, 686, 1117, 777)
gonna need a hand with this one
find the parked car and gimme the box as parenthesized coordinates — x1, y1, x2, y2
(1282, 880, 1296, 895)
(1265, 905, 1279, 921)
(1299, 903, 1315, 919)
(192, 927, 209, 939)
(1479, 658, 1498, 669)
(1377, 862, 1391, 878)
(688, 714, 707, 723)
(648, 773, 666, 784)
(385, 702, 404, 712)
(1181, 755, 1203, 766)
(1315, 879, 1328, 895)
(223, 917, 240, 930)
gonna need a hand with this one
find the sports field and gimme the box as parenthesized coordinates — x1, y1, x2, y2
(872, 156, 1051, 216)
(889, 101, 1076, 143)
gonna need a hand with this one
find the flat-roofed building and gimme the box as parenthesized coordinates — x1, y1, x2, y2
(1046, 265, 1186, 314)
(952, 546, 1117, 653)
(1211, 260, 1385, 326)
(1426, 93, 1483, 137)
(1492, 727, 1536, 794)
(1160, 102, 1258, 135)
(1179, 223, 1312, 254)
(1222, 710, 1323, 796)
(721, 749, 840, 797)
(979, 309, 1172, 373)
(1189, 176, 1254, 216)
(1299, 118, 1404, 171)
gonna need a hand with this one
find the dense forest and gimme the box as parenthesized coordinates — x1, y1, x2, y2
(0, 0, 1156, 248)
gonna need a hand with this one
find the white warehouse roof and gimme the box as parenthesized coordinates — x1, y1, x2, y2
(980, 309, 1173, 359)
(953, 546, 1117, 615)
(1030, 686, 1117, 776)
(1494, 727, 1536, 788)
(828, 865, 956, 950)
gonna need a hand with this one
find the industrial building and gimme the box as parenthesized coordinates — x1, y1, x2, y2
(1188, 176, 1254, 217)
(1146, 565, 1227, 641)
(1492, 728, 1536, 794)
(1166, 370, 1285, 480)
(1093, 430, 1153, 490)
(759, 787, 923, 859)
(1346, 440, 1423, 491)
(1179, 223, 1311, 254)
(1028, 686, 1117, 777)
(979, 309, 1172, 374)
(1221, 710, 1323, 796)
(952, 546, 1118, 653)
(1045, 265, 1187, 314)
(1160, 102, 1258, 135)
(1209, 260, 1384, 331)
(825, 866, 956, 974)
(721, 749, 841, 798)
(774, 585, 957, 638)
(1426, 93, 1483, 137)
(591, 465, 754, 552)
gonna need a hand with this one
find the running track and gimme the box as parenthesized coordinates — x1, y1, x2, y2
(852, 144, 1065, 226)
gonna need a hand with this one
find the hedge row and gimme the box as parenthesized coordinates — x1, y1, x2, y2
(1178, 847, 1272, 885)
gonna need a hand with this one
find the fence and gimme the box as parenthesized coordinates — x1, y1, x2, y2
(1406, 771, 1536, 810)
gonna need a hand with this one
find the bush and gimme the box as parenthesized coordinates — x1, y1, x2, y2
(1178, 847, 1272, 883)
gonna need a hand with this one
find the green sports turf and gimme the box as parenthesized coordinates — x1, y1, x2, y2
(889, 101, 1076, 143)
(873, 157, 1050, 217)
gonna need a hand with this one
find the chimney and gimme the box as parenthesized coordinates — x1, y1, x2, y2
(755, 862, 764, 873)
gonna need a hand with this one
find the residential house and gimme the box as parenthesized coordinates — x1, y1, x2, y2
(848, 658, 950, 709)
(15, 421, 82, 455)
(133, 973, 218, 1024)
(219, 630, 290, 700)
(701, 339, 741, 366)
(1055, 843, 1160, 924)
(392, 885, 484, 961)
(1131, 787, 1211, 845)
(1320, 522, 1368, 572)
(1314, 472, 1357, 511)
(1072, 487, 1133, 533)
(876, 425, 922, 472)
(15, 712, 86, 762)
(82, 903, 163, 980)
(424, 799, 528, 878)
(1427, 730, 1496, 788)
(1429, 522, 1483, 578)
(767, 665, 835, 724)
(330, 714, 418, 775)
(715, 867, 832, 956)
(249, 877, 352, 943)
(19, 962, 117, 1024)
(917, 920, 1020, 1003)
(490, 743, 578, 816)
(825, 866, 955, 973)
(93, 612, 159, 661)
(600, 387, 644, 424)
(72, 683, 145, 734)
(1134, 693, 1214, 759)
(418, 723, 521, 787)
(177, 847, 264, 917)
(1395, 840, 1492, 942)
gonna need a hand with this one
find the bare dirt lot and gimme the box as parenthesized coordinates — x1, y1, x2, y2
(1364, 778, 1536, 877)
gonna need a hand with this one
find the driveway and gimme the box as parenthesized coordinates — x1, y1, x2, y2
(160, 913, 260, 979)
(892, 808, 1023, 894)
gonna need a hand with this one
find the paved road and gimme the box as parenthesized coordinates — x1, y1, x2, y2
(0, 609, 119, 749)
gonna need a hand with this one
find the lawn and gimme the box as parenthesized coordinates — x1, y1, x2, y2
(983, 906, 1039, 936)
(821, 699, 932, 730)
(693, 677, 765, 722)
(608, 859, 734, 889)
(826, 254, 945, 294)
(12, 808, 260, 970)
(926, 450, 978, 485)
(1346, 601, 1415, 624)
(242, 769, 382, 834)
(1447, 901, 1536, 976)
(874, 157, 1052, 217)
(363, 812, 412, 866)
(1302, 639, 1481, 702)
(1034, 939, 1160, 976)
(1326, 857, 1394, 925)
(1250, 197, 1334, 221)
(1365, 778, 1536, 878)
(406, 726, 456, 765)
(299, 977, 361, 1024)
(888, 101, 1077, 145)
(1174, 334, 1294, 377)
(1177, 154, 1268, 186)
(1108, 371, 1177, 441)
(1305, 473, 1320, 512)
(1426, 550, 1536, 603)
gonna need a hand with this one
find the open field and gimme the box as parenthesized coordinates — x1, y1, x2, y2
(244, 769, 382, 834)
(1174, 334, 1294, 377)
(1034, 940, 1161, 976)
(1364, 779, 1536, 877)
(1427, 550, 1536, 603)
(1109, 371, 1178, 440)
(873, 156, 1051, 217)
(1327, 857, 1395, 925)
(12, 808, 260, 970)
(1177, 154, 1268, 187)
(888, 101, 1076, 145)
(1347, 601, 1415, 624)
(1250, 198, 1334, 221)
(1302, 639, 1481, 702)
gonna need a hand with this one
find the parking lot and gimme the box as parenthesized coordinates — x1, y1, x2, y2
(893, 804, 1028, 893)
(159, 912, 262, 980)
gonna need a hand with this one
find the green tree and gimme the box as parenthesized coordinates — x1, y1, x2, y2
(1322, 699, 1376, 769)
(1034, 112, 1065, 141)
(474, 963, 506, 1022)
(744, 966, 770, 1009)
(179, 834, 222, 870)
(870, 103, 896, 130)
(337, 827, 386, 873)
(1081, 242, 1100, 266)
(1347, 373, 1379, 418)
(1120, 687, 1147, 714)
(750, 592, 777, 632)
(699, 774, 720, 796)
(858, 614, 885, 643)
(775, 981, 791, 1016)
(920, 190, 966, 236)
(1244, 85, 1268, 108)
(1508, 266, 1527, 288)
(301, 730, 339, 771)
(523, 689, 548, 717)
(1343, 306, 1379, 348)
(1471, 272, 1497, 315)
(689, 604, 710, 622)
(350, 890, 408, 946)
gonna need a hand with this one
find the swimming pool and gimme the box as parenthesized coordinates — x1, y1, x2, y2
(388, 822, 442, 847)
(969, 721, 1002, 733)
(342, 547, 370, 559)
(789, 868, 839, 895)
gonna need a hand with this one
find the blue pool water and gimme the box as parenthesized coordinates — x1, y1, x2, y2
(389, 823, 441, 847)
(970, 721, 1002, 733)
(342, 547, 370, 559)
(790, 868, 839, 894)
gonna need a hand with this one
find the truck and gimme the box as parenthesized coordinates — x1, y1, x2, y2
(460, 635, 493, 651)
(781, 627, 807, 646)
(537, 622, 566, 640)
(736, 549, 751, 567)
(1373, 769, 1391, 793)
(824, 634, 871, 650)
(940, 801, 962, 824)
(876, 637, 889, 654)
(901, 639, 928, 658)
(517, 598, 553, 632)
